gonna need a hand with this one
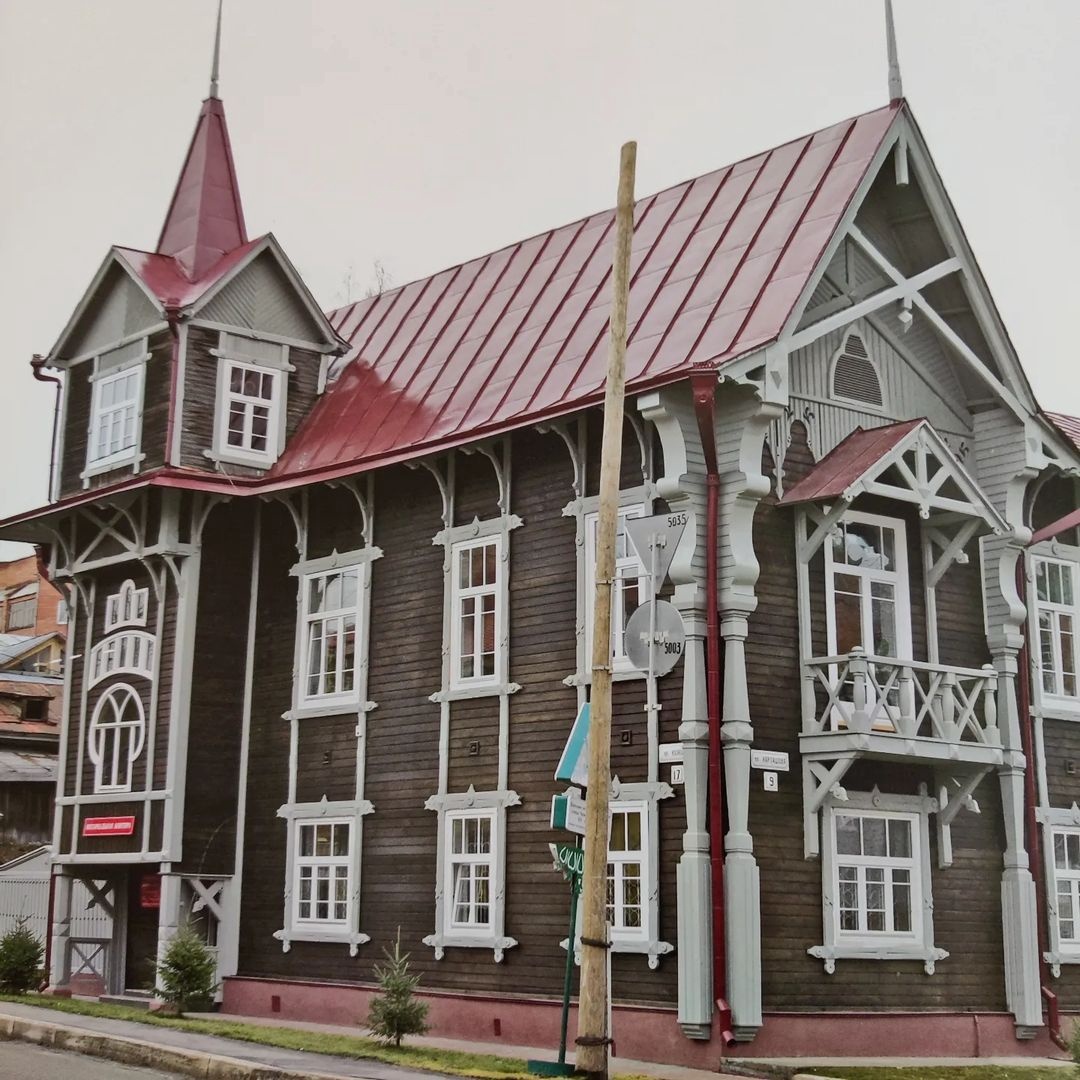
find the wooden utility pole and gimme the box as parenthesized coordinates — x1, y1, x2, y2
(576, 139, 636, 1080)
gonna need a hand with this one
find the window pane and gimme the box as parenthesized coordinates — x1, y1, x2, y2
(611, 813, 626, 852)
(1055, 832, 1067, 870)
(892, 874, 911, 932)
(300, 826, 314, 858)
(862, 817, 887, 857)
(835, 815, 861, 856)
(887, 818, 911, 859)
(834, 588, 863, 654)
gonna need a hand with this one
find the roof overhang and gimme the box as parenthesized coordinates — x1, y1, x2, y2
(781, 418, 1009, 537)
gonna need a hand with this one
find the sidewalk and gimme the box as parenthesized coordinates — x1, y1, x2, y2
(0, 1000, 1072, 1079)
(0, 999, 748, 1080)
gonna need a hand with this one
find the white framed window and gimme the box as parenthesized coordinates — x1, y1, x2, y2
(424, 788, 518, 961)
(299, 565, 362, 707)
(293, 819, 352, 928)
(811, 793, 945, 974)
(444, 809, 496, 935)
(6, 588, 37, 631)
(89, 365, 143, 469)
(1033, 557, 1079, 701)
(88, 630, 155, 688)
(585, 505, 649, 673)
(275, 799, 372, 954)
(56, 598, 69, 626)
(450, 536, 502, 689)
(1051, 828, 1080, 955)
(607, 802, 647, 941)
(104, 579, 149, 633)
(87, 683, 146, 793)
(211, 333, 289, 467)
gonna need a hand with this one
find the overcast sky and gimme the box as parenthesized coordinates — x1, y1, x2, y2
(1, 0, 1077, 559)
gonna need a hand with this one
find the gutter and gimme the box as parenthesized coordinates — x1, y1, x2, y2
(690, 371, 734, 1047)
(29, 356, 61, 502)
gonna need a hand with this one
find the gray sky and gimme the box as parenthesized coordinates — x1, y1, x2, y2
(1, 0, 1078, 559)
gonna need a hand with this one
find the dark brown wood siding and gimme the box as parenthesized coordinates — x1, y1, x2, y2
(235, 417, 683, 1007)
(179, 500, 254, 876)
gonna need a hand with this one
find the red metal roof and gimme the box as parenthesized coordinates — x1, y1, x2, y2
(116, 236, 262, 310)
(274, 103, 901, 480)
(780, 419, 923, 505)
(1046, 412, 1080, 454)
(157, 96, 248, 282)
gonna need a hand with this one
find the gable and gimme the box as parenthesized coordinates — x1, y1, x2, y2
(58, 262, 162, 362)
(197, 249, 327, 343)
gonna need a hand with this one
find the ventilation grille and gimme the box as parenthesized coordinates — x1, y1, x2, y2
(832, 333, 882, 407)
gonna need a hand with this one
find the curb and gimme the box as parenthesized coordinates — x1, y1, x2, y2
(0, 1011, 345, 1080)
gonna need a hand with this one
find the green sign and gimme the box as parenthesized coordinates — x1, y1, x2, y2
(551, 842, 584, 879)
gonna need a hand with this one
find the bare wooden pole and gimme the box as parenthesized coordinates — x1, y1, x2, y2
(576, 139, 636, 1080)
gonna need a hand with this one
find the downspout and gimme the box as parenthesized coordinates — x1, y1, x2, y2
(163, 301, 183, 467)
(30, 355, 61, 502)
(690, 371, 734, 1047)
(1017, 546, 1068, 1052)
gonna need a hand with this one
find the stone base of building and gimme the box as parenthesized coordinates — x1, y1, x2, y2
(223, 977, 1066, 1068)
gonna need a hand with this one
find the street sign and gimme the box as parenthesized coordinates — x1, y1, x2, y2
(554, 702, 590, 786)
(658, 742, 683, 764)
(750, 749, 790, 772)
(549, 841, 585, 882)
(625, 511, 689, 588)
(624, 600, 686, 676)
(551, 789, 587, 836)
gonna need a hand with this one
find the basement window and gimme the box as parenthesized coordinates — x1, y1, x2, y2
(831, 332, 883, 410)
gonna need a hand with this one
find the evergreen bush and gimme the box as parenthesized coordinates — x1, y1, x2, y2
(0, 918, 44, 993)
(366, 930, 429, 1047)
(155, 925, 218, 1013)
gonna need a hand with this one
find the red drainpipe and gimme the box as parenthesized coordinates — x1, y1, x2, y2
(30, 354, 62, 501)
(690, 372, 734, 1046)
(1016, 545, 1068, 1051)
(163, 301, 183, 466)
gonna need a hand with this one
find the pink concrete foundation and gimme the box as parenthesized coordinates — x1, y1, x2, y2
(223, 976, 1068, 1067)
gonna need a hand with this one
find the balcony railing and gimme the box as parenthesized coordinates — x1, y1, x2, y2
(802, 647, 1000, 746)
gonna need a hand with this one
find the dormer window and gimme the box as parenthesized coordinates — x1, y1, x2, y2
(831, 332, 883, 410)
(85, 338, 148, 477)
(210, 332, 291, 468)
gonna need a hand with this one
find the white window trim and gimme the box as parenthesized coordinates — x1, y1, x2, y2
(209, 354, 285, 468)
(274, 797, 373, 955)
(88, 630, 156, 689)
(823, 509, 913, 730)
(442, 806, 497, 937)
(104, 579, 149, 633)
(424, 786, 519, 961)
(83, 348, 148, 479)
(1029, 550, 1080, 713)
(568, 491, 652, 686)
(294, 557, 366, 713)
(87, 682, 147, 794)
(449, 533, 504, 691)
(431, 517, 519, 702)
(563, 779, 673, 969)
(810, 789, 946, 974)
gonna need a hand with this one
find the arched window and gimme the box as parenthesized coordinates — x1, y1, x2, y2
(88, 684, 146, 793)
(104, 579, 148, 633)
(831, 332, 883, 409)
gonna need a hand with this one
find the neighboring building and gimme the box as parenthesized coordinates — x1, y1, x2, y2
(2, 44, 1080, 1070)
(0, 554, 68, 638)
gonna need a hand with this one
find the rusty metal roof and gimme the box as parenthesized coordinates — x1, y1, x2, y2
(780, 419, 922, 505)
(1047, 412, 1080, 454)
(274, 103, 901, 480)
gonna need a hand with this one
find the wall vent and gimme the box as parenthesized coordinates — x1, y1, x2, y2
(831, 332, 883, 408)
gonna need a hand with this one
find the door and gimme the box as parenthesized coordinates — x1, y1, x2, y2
(124, 871, 160, 991)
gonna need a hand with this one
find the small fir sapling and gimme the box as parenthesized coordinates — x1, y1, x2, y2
(366, 930, 429, 1047)
(0, 918, 44, 993)
(155, 925, 218, 1013)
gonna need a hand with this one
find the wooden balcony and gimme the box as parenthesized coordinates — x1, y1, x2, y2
(800, 647, 1004, 765)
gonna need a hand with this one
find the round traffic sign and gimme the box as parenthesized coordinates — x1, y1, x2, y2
(624, 599, 686, 676)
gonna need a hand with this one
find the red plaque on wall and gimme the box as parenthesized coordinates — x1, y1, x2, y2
(140, 875, 161, 909)
(82, 816, 136, 837)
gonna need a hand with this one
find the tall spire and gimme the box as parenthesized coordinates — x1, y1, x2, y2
(156, 1, 247, 281)
(885, 0, 904, 104)
(209, 0, 223, 99)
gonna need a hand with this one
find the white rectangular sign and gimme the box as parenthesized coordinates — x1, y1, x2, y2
(670, 764, 685, 785)
(658, 742, 684, 764)
(750, 749, 790, 772)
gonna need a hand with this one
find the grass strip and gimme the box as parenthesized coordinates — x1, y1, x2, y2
(0, 993, 537, 1079)
(799, 1068, 1074, 1080)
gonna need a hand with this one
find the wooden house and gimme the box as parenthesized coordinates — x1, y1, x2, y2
(2, 52, 1080, 1067)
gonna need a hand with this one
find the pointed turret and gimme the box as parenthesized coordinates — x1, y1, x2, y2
(156, 1, 246, 282)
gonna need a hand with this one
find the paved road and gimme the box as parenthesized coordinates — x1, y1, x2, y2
(0, 1040, 178, 1079)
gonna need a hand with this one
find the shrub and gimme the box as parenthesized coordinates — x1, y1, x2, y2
(0, 918, 44, 993)
(155, 926, 218, 1013)
(366, 930, 429, 1047)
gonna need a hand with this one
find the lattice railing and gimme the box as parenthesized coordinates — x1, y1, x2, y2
(802, 646, 999, 745)
(68, 937, 110, 981)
